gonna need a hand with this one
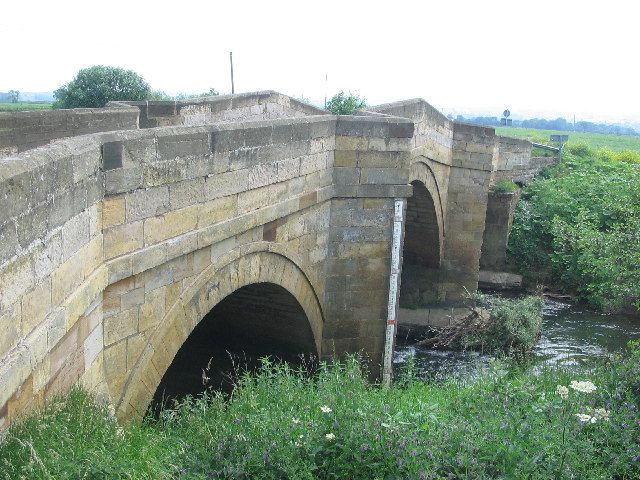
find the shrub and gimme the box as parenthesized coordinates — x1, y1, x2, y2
(53, 65, 151, 108)
(325, 91, 367, 115)
(508, 151, 640, 310)
(598, 148, 640, 164)
(455, 294, 544, 356)
(492, 179, 519, 193)
(567, 142, 594, 158)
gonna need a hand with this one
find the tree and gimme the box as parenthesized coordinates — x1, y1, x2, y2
(8, 90, 19, 103)
(325, 91, 367, 115)
(53, 66, 151, 108)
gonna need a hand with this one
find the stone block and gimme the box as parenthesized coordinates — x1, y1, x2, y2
(156, 132, 209, 160)
(103, 341, 127, 397)
(169, 178, 205, 210)
(105, 166, 143, 195)
(104, 308, 138, 346)
(132, 244, 168, 275)
(21, 279, 52, 336)
(0, 302, 20, 357)
(103, 221, 143, 260)
(144, 204, 199, 245)
(0, 170, 32, 227)
(0, 254, 35, 313)
(360, 168, 408, 185)
(102, 196, 126, 228)
(61, 211, 91, 261)
(72, 148, 101, 183)
(203, 169, 248, 200)
(198, 195, 238, 228)
(335, 136, 369, 151)
(243, 126, 273, 148)
(333, 167, 360, 185)
(83, 323, 103, 370)
(125, 186, 170, 222)
(120, 287, 145, 309)
(102, 141, 123, 170)
(213, 129, 245, 152)
(138, 287, 165, 332)
(15, 202, 49, 249)
(0, 220, 18, 266)
(49, 324, 79, 377)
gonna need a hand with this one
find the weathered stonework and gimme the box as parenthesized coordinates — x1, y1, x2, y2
(480, 190, 522, 271)
(0, 91, 539, 428)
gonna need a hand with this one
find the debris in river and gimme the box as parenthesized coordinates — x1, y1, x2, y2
(417, 295, 545, 356)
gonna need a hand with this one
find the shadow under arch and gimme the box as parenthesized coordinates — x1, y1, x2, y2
(115, 245, 324, 421)
(400, 161, 445, 307)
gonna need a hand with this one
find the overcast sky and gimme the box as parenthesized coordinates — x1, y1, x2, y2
(2, 0, 639, 122)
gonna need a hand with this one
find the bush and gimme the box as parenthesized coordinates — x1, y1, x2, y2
(492, 179, 519, 193)
(566, 142, 594, 158)
(53, 65, 151, 108)
(597, 148, 640, 164)
(325, 91, 367, 115)
(508, 151, 640, 310)
(454, 295, 544, 356)
(2, 355, 640, 479)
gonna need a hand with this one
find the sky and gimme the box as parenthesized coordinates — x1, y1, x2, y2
(2, 0, 639, 122)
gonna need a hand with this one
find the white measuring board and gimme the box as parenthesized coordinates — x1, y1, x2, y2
(382, 198, 405, 386)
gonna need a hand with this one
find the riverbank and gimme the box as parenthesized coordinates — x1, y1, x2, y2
(2, 351, 639, 479)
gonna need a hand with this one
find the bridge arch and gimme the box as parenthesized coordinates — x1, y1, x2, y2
(400, 159, 445, 307)
(114, 245, 324, 420)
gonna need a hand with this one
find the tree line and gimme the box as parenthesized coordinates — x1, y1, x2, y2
(455, 114, 638, 136)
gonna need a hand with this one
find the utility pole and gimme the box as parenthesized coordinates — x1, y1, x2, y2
(324, 73, 327, 109)
(229, 52, 235, 94)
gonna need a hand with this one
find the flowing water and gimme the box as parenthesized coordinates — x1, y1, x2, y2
(393, 297, 640, 380)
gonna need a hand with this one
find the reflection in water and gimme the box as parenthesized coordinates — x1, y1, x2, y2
(394, 297, 640, 380)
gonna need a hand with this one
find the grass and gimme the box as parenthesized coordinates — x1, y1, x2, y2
(0, 102, 52, 112)
(1, 349, 639, 479)
(492, 179, 519, 193)
(497, 126, 640, 152)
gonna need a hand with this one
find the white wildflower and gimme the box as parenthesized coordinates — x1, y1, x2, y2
(569, 380, 597, 393)
(292, 417, 301, 425)
(325, 433, 336, 440)
(556, 385, 569, 399)
(320, 405, 332, 413)
(575, 413, 593, 423)
(593, 408, 610, 421)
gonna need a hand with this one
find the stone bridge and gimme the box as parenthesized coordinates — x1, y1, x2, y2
(0, 91, 542, 427)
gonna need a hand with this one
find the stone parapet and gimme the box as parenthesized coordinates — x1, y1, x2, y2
(0, 107, 139, 159)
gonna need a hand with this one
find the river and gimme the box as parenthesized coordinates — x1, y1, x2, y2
(393, 296, 640, 380)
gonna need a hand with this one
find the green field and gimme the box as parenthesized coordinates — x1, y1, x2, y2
(496, 126, 640, 152)
(0, 102, 52, 112)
